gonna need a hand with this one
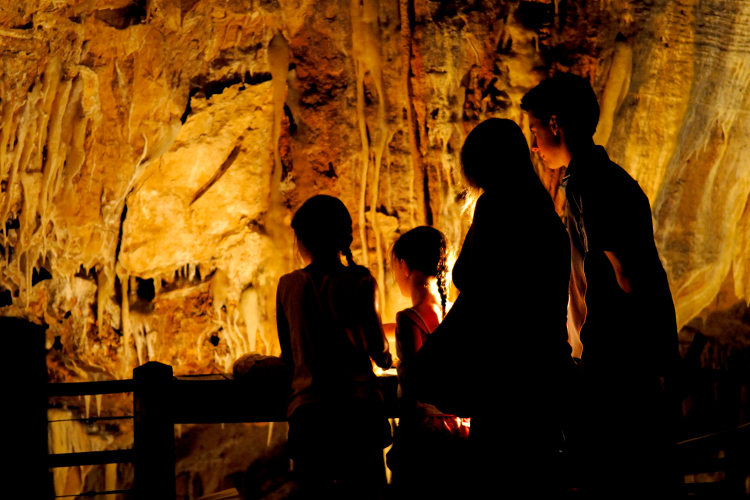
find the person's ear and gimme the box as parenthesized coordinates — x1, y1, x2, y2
(398, 258, 411, 278)
(549, 115, 560, 137)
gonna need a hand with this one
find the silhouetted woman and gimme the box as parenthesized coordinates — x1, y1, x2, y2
(412, 118, 574, 496)
(276, 194, 393, 500)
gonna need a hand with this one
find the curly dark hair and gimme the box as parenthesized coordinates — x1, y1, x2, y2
(392, 226, 449, 316)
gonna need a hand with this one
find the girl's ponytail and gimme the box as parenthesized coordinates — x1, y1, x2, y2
(436, 256, 449, 318)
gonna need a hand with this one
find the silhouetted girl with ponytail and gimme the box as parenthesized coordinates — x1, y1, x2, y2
(386, 226, 470, 500)
(276, 194, 392, 500)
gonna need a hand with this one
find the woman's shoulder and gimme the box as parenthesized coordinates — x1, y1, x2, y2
(474, 191, 503, 214)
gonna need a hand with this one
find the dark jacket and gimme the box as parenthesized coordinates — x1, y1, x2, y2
(564, 145, 680, 380)
(412, 183, 574, 439)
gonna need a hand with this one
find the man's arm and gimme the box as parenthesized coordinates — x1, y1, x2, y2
(604, 250, 632, 294)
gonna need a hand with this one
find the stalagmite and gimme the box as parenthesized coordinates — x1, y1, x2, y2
(104, 463, 117, 500)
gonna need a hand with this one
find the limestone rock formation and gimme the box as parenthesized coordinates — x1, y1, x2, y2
(2, 0, 750, 497)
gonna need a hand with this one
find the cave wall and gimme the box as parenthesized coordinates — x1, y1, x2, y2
(2, 0, 750, 496)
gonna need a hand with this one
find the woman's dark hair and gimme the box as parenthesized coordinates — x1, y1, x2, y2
(291, 194, 358, 266)
(460, 118, 537, 191)
(392, 226, 449, 316)
(520, 72, 600, 150)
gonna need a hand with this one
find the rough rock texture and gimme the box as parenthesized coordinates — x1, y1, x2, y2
(2, 0, 750, 497)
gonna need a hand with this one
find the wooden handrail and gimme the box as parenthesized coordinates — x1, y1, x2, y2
(48, 449, 135, 469)
(47, 379, 134, 398)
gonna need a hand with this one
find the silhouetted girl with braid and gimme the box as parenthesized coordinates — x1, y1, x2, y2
(386, 226, 470, 499)
(276, 194, 392, 500)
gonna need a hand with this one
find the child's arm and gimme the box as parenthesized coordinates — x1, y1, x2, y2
(361, 276, 392, 370)
(276, 279, 293, 367)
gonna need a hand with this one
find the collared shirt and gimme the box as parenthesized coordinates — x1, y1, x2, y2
(562, 172, 586, 359)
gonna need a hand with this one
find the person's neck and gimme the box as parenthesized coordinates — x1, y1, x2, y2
(568, 139, 596, 162)
(409, 277, 441, 315)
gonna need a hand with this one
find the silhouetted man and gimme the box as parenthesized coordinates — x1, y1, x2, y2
(522, 73, 681, 497)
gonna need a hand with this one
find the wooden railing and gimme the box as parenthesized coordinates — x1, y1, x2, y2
(41, 357, 397, 499)
(8, 311, 747, 499)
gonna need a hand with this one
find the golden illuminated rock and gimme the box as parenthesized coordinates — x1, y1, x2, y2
(2, 0, 750, 496)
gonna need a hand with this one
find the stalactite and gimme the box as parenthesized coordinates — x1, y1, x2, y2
(370, 128, 393, 312)
(0, 56, 74, 304)
(209, 268, 255, 368)
(400, 0, 433, 227)
(96, 269, 112, 347)
(146, 323, 157, 361)
(354, 57, 371, 267)
(351, 0, 389, 308)
(120, 274, 133, 375)
(268, 32, 289, 229)
(84, 394, 91, 420)
(0, 94, 17, 252)
(399, 0, 419, 229)
(260, 32, 292, 363)
(240, 286, 259, 353)
(48, 407, 129, 497)
(593, 34, 632, 147)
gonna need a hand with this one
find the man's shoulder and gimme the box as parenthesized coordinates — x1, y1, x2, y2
(581, 147, 647, 201)
(585, 146, 632, 179)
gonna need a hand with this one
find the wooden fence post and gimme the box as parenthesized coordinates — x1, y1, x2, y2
(4, 317, 53, 499)
(134, 361, 176, 499)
